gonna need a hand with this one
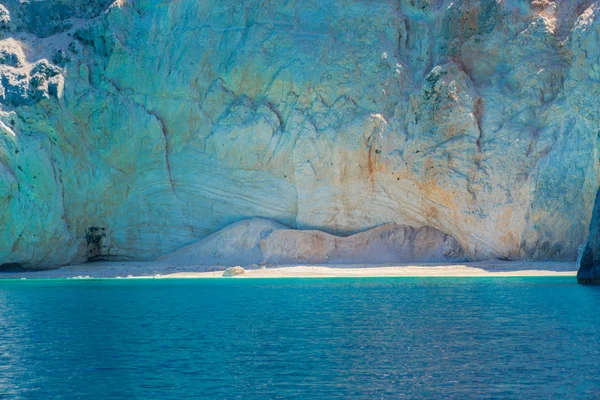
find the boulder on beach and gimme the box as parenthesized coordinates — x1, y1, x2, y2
(222, 266, 246, 277)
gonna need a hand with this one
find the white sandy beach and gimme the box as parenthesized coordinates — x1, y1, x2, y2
(0, 260, 578, 279)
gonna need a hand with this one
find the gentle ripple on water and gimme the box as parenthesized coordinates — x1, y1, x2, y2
(0, 277, 599, 399)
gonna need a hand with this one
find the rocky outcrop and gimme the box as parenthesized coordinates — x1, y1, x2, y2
(261, 222, 466, 265)
(222, 266, 246, 277)
(1, 0, 600, 269)
(159, 218, 466, 266)
(578, 190, 600, 284)
(159, 219, 287, 267)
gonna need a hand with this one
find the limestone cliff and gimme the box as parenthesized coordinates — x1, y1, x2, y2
(0, 0, 599, 269)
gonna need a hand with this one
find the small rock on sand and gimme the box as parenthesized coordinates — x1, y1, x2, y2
(222, 266, 246, 277)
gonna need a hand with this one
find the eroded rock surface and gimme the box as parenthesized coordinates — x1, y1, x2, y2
(159, 218, 466, 266)
(1, 0, 599, 269)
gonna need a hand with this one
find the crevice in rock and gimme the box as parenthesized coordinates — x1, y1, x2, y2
(265, 101, 285, 132)
(366, 130, 378, 191)
(107, 77, 177, 194)
(474, 96, 484, 152)
(149, 110, 176, 193)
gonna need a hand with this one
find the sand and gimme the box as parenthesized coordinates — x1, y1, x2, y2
(0, 260, 578, 279)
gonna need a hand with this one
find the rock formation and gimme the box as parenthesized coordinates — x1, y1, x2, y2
(578, 190, 600, 283)
(222, 266, 246, 277)
(0, 0, 599, 269)
(159, 218, 466, 266)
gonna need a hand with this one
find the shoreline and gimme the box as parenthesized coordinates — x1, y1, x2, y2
(0, 260, 578, 280)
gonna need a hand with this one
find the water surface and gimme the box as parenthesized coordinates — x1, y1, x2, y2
(1, 277, 599, 398)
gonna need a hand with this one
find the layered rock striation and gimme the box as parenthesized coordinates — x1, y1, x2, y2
(0, 0, 599, 269)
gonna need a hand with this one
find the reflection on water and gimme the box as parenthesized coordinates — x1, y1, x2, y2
(0, 277, 599, 398)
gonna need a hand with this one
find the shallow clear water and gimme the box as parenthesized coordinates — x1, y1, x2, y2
(1, 277, 600, 399)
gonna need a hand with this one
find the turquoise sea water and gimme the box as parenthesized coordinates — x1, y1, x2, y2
(0, 277, 599, 399)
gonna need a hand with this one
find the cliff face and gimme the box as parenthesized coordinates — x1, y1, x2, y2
(0, 0, 599, 269)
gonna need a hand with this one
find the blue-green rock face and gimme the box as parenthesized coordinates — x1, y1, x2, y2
(0, 0, 599, 269)
(578, 189, 600, 283)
